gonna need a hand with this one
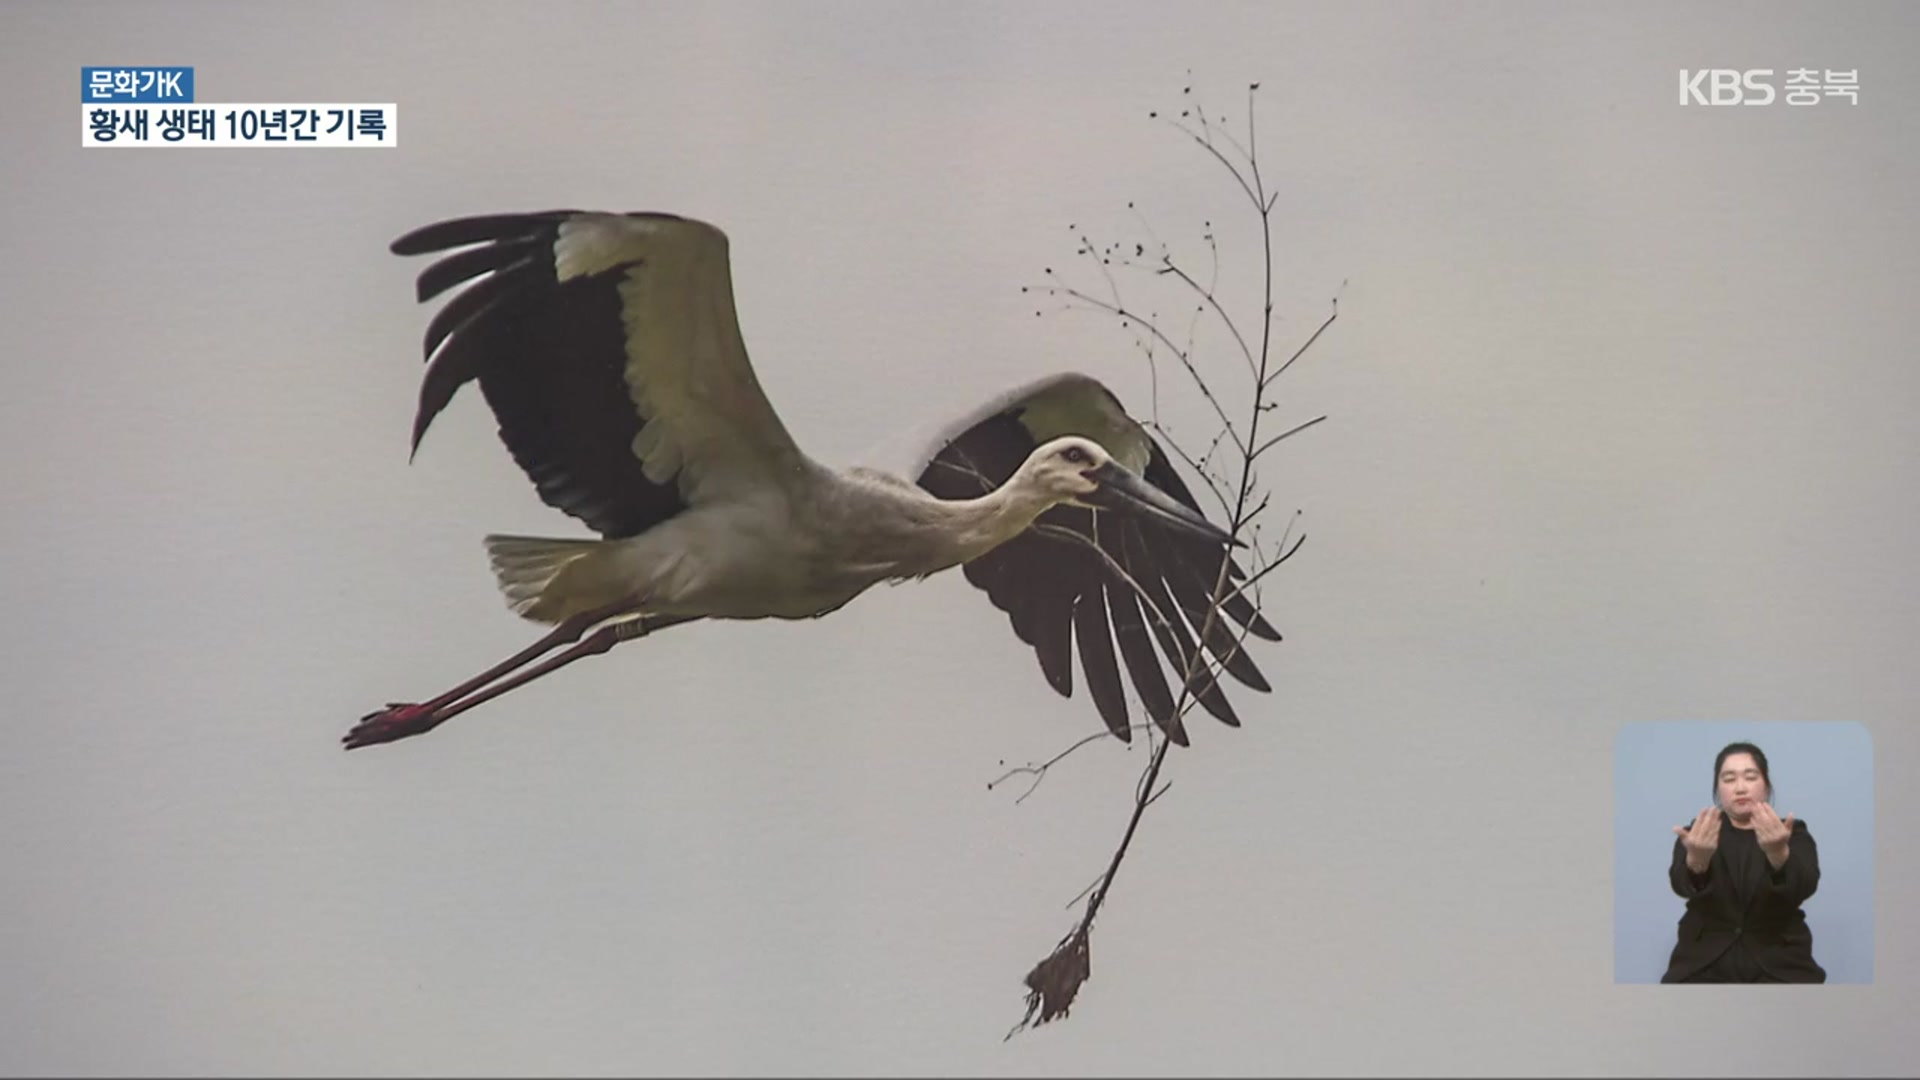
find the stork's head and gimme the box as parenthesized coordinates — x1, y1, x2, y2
(1021, 436, 1239, 547)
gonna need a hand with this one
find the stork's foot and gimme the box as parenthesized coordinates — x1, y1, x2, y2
(343, 702, 441, 750)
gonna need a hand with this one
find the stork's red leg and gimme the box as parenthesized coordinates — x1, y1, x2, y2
(346, 624, 629, 748)
(343, 602, 644, 750)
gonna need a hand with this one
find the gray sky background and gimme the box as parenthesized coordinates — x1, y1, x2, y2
(4, 2, 1916, 1075)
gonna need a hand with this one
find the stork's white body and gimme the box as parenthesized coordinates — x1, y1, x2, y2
(489, 460, 1058, 624)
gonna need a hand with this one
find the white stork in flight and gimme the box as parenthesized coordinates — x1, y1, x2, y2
(345, 210, 1280, 751)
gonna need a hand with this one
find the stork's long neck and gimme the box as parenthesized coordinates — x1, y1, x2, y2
(942, 481, 1055, 563)
(856, 476, 1055, 580)
(817, 464, 1059, 584)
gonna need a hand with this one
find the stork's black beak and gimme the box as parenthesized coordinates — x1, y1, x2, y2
(1082, 462, 1243, 547)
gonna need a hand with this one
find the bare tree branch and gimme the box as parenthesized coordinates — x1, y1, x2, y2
(1008, 79, 1338, 1038)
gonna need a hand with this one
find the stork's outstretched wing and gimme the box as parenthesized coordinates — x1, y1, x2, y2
(391, 210, 806, 538)
(913, 373, 1279, 745)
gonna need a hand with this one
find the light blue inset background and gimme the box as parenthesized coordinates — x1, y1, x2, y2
(1614, 720, 1874, 984)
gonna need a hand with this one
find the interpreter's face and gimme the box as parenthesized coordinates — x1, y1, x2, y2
(1716, 753, 1768, 824)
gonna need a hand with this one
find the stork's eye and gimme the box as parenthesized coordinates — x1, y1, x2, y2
(1061, 445, 1088, 464)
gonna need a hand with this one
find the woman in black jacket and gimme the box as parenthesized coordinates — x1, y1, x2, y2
(1662, 741, 1825, 983)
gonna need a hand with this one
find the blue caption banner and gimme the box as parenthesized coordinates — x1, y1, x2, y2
(83, 67, 194, 103)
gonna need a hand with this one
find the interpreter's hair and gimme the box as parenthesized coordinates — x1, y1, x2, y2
(1713, 741, 1773, 802)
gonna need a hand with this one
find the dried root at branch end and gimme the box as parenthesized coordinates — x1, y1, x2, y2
(1009, 927, 1092, 1038)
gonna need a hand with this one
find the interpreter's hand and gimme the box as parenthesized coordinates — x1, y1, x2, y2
(1674, 805, 1721, 874)
(1751, 801, 1795, 868)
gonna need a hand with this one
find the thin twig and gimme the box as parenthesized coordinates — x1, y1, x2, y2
(1250, 414, 1329, 462)
(989, 725, 1156, 804)
(1262, 297, 1340, 392)
(1158, 256, 1259, 383)
(1037, 282, 1248, 459)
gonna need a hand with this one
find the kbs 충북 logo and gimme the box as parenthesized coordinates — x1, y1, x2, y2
(1678, 69, 1860, 107)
